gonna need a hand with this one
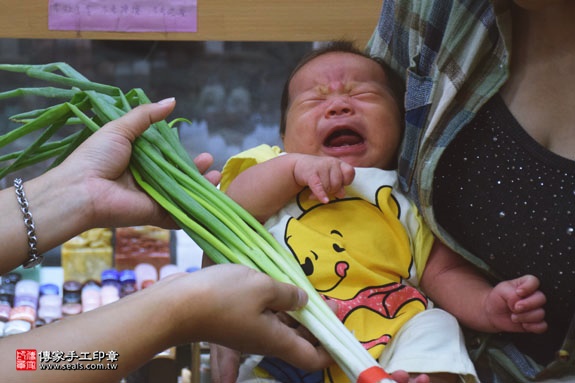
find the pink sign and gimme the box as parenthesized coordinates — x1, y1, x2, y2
(48, 0, 197, 33)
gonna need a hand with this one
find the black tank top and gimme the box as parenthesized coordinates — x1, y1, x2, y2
(433, 93, 575, 365)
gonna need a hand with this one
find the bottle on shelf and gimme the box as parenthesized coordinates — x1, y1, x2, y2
(119, 270, 137, 298)
(61, 280, 82, 317)
(134, 263, 158, 290)
(6, 280, 39, 335)
(2, 271, 22, 288)
(0, 285, 12, 336)
(100, 269, 120, 305)
(37, 283, 62, 324)
(3, 318, 31, 336)
(81, 280, 101, 312)
(160, 264, 180, 280)
(0, 284, 14, 323)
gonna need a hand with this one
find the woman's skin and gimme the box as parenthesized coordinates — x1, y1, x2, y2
(500, 0, 575, 161)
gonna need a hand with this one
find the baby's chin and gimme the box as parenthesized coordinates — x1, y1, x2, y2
(338, 151, 390, 168)
(334, 156, 378, 168)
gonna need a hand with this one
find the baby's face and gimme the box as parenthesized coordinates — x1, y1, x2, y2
(283, 51, 402, 169)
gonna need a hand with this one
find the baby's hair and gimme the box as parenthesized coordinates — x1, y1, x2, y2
(279, 40, 405, 137)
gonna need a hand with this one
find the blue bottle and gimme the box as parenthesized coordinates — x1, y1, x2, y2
(100, 269, 120, 305)
(119, 270, 137, 298)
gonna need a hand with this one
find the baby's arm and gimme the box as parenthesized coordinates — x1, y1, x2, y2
(420, 240, 547, 334)
(225, 153, 354, 222)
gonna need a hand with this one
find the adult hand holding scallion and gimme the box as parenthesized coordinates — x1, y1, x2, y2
(0, 63, 395, 383)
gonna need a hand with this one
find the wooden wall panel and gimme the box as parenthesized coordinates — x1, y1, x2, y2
(1, 1, 381, 45)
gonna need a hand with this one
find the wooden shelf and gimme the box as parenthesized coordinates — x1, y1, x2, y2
(1, 1, 381, 46)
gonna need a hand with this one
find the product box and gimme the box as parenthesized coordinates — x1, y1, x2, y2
(61, 228, 113, 283)
(114, 226, 171, 273)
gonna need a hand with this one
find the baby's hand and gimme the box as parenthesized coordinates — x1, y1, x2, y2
(293, 155, 355, 203)
(487, 274, 547, 334)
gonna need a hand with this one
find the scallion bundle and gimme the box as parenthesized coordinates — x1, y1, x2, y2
(0, 63, 394, 383)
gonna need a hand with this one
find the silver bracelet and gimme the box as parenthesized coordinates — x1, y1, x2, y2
(13, 178, 43, 268)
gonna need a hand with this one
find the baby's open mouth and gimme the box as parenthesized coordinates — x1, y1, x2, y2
(324, 129, 364, 147)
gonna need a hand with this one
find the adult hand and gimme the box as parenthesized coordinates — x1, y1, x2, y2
(209, 309, 320, 383)
(206, 294, 430, 383)
(59, 98, 221, 229)
(2, 98, 224, 271)
(156, 264, 332, 373)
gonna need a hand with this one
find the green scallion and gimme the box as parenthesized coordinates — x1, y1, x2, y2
(0, 62, 394, 383)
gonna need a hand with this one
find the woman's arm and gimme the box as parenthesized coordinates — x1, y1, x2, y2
(0, 264, 331, 383)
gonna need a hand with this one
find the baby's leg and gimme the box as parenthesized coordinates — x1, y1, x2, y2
(421, 372, 458, 383)
(395, 370, 458, 383)
(391, 370, 430, 383)
(380, 309, 479, 382)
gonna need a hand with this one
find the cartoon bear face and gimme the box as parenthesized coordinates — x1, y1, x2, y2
(284, 186, 413, 300)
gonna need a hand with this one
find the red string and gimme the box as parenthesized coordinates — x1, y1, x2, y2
(357, 366, 392, 383)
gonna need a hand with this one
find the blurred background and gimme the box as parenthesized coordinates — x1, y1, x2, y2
(0, 39, 315, 182)
(0, 38, 316, 271)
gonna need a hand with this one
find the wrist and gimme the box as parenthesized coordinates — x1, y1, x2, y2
(25, 166, 94, 252)
(13, 178, 41, 268)
(154, 274, 205, 345)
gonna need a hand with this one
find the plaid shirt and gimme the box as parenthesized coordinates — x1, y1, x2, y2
(368, 3, 575, 378)
(367, 0, 511, 272)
